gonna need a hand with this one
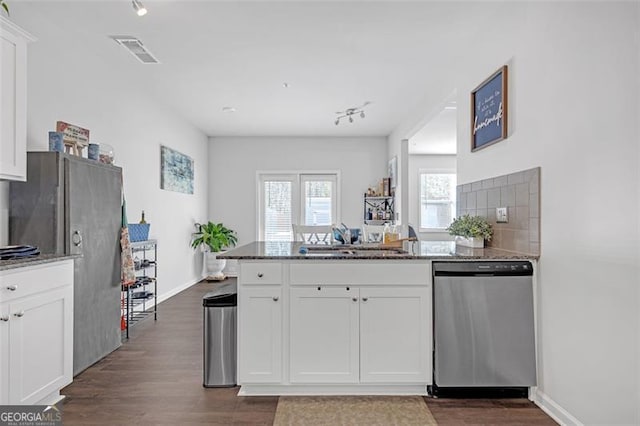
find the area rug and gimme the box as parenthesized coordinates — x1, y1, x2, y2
(273, 395, 437, 426)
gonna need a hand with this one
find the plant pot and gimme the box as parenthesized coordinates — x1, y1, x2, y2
(455, 236, 484, 248)
(204, 251, 227, 281)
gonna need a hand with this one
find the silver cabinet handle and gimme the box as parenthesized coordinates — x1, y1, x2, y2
(6, 285, 17, 291)
(257, 273, 264, 278)
(352, 297, 358, 302)
(0, 316, 8, 322)
(362, 297, 368, 302)
(14, 311, 25, 318)
(72, 230, 83, 247)
(272, 296, 279, 302)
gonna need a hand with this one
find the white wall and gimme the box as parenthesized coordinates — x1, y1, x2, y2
(449, 3, 638, 424)
(208, 137, 387, 244)
(4, 13, 209, 300)
(408, 154, 456, 241)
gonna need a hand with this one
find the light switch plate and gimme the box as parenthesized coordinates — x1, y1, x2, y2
(496, 207, 508, 223)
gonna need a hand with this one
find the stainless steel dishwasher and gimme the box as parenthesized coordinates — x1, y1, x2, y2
(430, 261, 536, 397)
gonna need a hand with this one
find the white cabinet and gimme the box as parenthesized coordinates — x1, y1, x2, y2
(289, 285, 430, 385)
(237, 259, 432, 394)
(0, 17, 35, 181)
(290, 287, 359, 383)
(0, 260, 73, 405)
(360, 287, 430, 383)
(238, 286, 282, 383)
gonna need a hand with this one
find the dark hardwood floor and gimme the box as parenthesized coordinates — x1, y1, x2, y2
(61, 279, 556, 425)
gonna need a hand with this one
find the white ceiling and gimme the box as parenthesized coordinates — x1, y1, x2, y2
(408, 106, 457, 155)
(10, 1, 500, 144)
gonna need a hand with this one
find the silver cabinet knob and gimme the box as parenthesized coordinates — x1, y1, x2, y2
(257, 273, 264, 278)
(352, 297, 358, 302)
(0, 316, 8, 322)
(72, 230, 83, 247)
(14, 311, 25, 318)
(272, 296, 279, 302)
(6, 285, 17, 291)
(362, 297, 368, 302)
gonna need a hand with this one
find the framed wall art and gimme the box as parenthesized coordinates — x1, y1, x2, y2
(160, 145, 194, 194)
(471, 65, 508, 152)
(388, 156, 397, 189)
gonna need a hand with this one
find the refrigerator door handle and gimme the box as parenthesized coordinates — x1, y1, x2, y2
(72, 230, 83, 247)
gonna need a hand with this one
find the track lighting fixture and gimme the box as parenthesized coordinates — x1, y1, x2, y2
(132, 0, 147, 16)
(334, 101, 371, 126)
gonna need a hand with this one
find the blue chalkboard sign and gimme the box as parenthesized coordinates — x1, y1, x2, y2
(471, 65, 508, 151)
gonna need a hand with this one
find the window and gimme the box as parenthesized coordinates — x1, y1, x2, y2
(258, 173, 338, 241)
(419, 172, 456, 231)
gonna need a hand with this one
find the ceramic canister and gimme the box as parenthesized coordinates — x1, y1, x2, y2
(88, 143, 100, 160)
(48, 132, 64, 152)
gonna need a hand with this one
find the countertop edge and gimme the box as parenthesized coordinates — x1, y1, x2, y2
(0, 254, 81, 271)
(218, 241, 538, 261)
(219, 254, 538, 260)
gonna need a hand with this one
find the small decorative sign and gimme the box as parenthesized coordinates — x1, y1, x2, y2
(160, 145, 194, 194)
(471, 65, 508, 151)
(56, 121, 90, 156)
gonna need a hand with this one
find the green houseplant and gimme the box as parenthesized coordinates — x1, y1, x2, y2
(447, 214, 493, 248)
(191, 222, 237, 280)
(1, 1, 9, 15)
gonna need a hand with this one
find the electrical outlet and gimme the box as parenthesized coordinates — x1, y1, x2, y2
(496, 207, 508, 223)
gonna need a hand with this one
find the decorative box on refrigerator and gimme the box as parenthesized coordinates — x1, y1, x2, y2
(9, 152, 123, 375)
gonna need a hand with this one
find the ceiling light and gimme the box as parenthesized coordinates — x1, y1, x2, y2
(222, 106, 236, 113)
(132, 0, 147, 16)
(283, 82, 290, 88)
(334, 101, 371, 126)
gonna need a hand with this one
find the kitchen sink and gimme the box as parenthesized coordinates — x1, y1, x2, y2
(301, 245, 409, 257)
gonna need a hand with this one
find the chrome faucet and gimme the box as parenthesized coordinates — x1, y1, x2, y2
(333, 223, 351, 245)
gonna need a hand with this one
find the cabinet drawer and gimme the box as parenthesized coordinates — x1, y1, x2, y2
(241, 262, 282, 285)
(290, 261, 428, 286)
(0, 261, 73, 303)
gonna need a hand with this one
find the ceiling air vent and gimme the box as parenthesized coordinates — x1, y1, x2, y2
(110, 36, 160, 64)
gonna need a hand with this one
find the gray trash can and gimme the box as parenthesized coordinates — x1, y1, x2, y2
(203, 282, 237, 387)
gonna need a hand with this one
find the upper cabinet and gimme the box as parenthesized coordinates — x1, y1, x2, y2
(0, 17, 35, 181)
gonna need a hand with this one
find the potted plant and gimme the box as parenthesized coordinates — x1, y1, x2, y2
(191, 221, 238, 280)
(446, 214, 493, 248)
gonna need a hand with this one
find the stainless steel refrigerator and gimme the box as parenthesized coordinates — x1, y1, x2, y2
(10, 152, 123, 375)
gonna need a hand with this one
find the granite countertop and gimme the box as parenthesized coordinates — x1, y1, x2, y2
(0, 254, 80, 272)
(219, 241, 538, 260)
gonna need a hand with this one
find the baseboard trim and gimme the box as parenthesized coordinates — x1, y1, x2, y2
(533, 389, 583, 426)
(238, 384, 428, 396)
(156, 277, 203, 305)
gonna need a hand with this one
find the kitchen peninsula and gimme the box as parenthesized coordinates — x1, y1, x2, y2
(220, 241, 538, 396)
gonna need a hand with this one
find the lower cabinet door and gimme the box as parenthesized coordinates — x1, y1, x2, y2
(290, 287, 359, 383)
(359, 287, 430, 383)
(8, 286, 73, 404)
(0, 302, 9, 404)
(238, 287, 282, 383)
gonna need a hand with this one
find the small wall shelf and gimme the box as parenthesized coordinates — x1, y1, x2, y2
(363, 195, 395, 224)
